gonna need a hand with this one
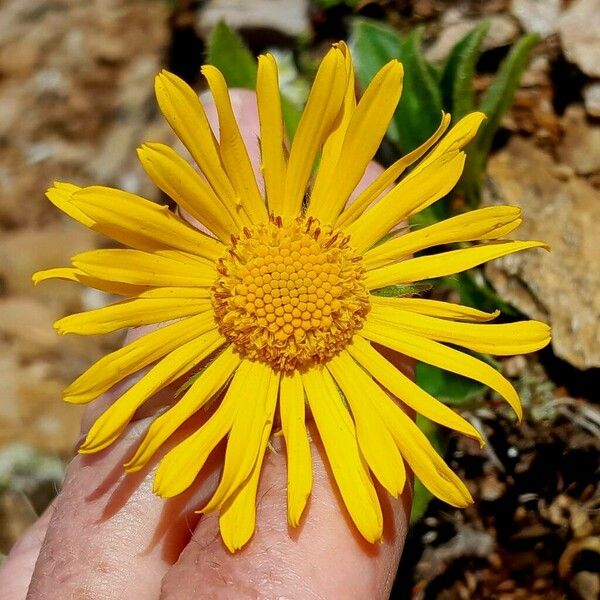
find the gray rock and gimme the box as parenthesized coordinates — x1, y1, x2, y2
(557, 104, 600, 175)
(198, 0, 310, 39)
(558, 0, 600, 77)
(511, 0, 561, 36)
(583, 82, 600, 118)
(484, 137, 600, 370)
(426, 16, 520, 63)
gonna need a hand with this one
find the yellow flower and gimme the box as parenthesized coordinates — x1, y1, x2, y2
(34, 43, 550, 552)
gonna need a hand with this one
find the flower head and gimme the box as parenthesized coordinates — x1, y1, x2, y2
(35, 42, 550, 552)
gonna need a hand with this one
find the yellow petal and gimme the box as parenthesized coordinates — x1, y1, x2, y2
(71, 249, 216, 288)
(125, 345, 241, 472)
(64, 312, 217, 404)
(347, 152, 466, 253)
(33, 267, 151, 296)
(361, 324, 524, 419)
(69, 186, 224, 260)
(54, 296, 212, 336)
(346, 112, 486, 251)
(366, 241, 548, 290)
(79, 330, 224, 453)
(369, 379, 473, 507)
(335, 113, 451, 229)
(348, 336, 483, 442)
(201, 65, 268, 224)
(256, 54, 287, 214)
(368, 306, 551, 356)
(412, 112, 486, 175)
(279, 372, 312, 527)
(152, 360, 251, 498)
(137, 142, 240, 239)
(308, 42, 356, 217)
(282, 46, 348, 216)
(154, 70, 240, 210)
(217, 371, 280, 553)
(370, 296, 500, 322)
(134, 286, 212, 299)
(309, 60, 404, 224)
(302, 367, 383, 543)
(202, 363, 279, 513)
(328, 353, 406, 497)
(364, 206, 522, 269)
(45, 182, 91, 226)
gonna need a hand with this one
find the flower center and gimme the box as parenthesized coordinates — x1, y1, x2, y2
(211, 216, 370, 372)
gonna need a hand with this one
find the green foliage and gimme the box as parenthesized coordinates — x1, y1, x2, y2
(206, 21, 305, 139)
(440, 21, 490, 121)
(208, 21, 258, 88)
(349, 17, 538, 205)
(461, 33, 539, 204)
(396, 28, 444, 153)
(315, 0, 359, 7)
(416, 363, 485, 407)
(351, 20, 442, 153)
(442, 270, 519, 316)
(370, 283, 432, 298)
(410, 416, 445, 522)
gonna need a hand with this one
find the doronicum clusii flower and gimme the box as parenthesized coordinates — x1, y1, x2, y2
(34, 42, 550, 552)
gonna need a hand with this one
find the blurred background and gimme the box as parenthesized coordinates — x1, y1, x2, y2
(0, 0, 598, 598)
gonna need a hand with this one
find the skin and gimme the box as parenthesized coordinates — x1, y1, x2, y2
(0, 90, 413, 600)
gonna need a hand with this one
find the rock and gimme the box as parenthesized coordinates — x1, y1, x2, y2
(0, 0, 169, 229)
(520, 54, 551, 87)
(511, 0, 561, 37)
(197, 0, 310, 39)
(558, 0, 600, 77)
(484, 137, 600, 370)
(583, 82, 600, 118)
(558, 105, 600, 175)
(0, 221, 99, 295)
(0, 351, 84, 456)
(571, 571, 600, 600)
(0, 296, 63, 352)
(426, 16, 520, 63)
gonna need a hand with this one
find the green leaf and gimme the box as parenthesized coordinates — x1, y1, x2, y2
(207, 21, 257, 89)
(272, 49, 309, 140)
(442, 270, 519, 316)
(350, 18, 404, 84)
(415, 362, 486, 406)
(350, 20, 443, 153)
(440, 20, 490, 120)
(370, 283, 432, 298)
(316, 0, 358, 7)
(477, 33, 539, 158)
(410, 416, 445, 522)
(281, 95, 302, 140)
(349, 18, 404, 146)
(411, 480, 432, 523)
(462, 33, 538, 205)
(392, 28, 443, 154)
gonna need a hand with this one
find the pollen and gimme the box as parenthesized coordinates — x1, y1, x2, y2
(212, 215, 370, 371)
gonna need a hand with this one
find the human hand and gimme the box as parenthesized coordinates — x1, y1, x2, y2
(0, 90, 412, 600)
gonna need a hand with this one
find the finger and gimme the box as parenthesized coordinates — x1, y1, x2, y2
(160, 434, 411, 600)
(25, 425, 171, 600)
(0, 503, 54, 600)
(24, 413, 228, 600)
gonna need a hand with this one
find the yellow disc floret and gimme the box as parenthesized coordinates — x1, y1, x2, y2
(212, 215, 370, 371)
